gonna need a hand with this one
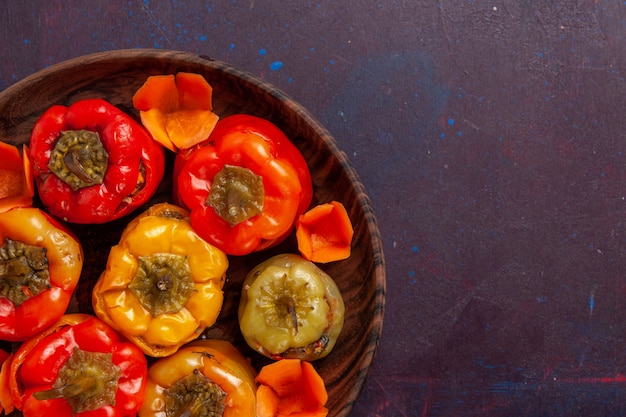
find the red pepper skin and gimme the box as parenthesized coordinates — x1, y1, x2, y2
(174, 114, 313, 255)
(29, 99, 165, 224)
(0, 207, 83, 342)
(8, 314, 148, 417)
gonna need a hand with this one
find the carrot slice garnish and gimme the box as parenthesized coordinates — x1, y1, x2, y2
(256, 359, 329, 417)
(296, 201, 354, 263)
(133, 72, 219, 151)
(0, 142, 34, 213)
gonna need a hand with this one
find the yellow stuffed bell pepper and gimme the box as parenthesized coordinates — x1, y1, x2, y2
(139, 339, 257, 417)
(92, 202, 228, 357)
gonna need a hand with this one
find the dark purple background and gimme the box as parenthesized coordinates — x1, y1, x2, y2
(3, 1, 626, 416)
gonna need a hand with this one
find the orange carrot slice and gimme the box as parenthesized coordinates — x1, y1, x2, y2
(256, 359, 329, 417)
(296, 201, 354, 263)
(0, 142, 34, 213)
(132, 74, 179, 112)
(256, 384, 281, 417)
(176, 71, 213, 109)
(301, 361, 329, 406)
(133, 72, 219, 151)
(257, 357, 304, 397)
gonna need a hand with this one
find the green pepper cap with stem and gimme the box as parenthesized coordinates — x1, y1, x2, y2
(207, 164, 264, 226)
(33, 347, 121, 414)
(47, 129, 109, 191)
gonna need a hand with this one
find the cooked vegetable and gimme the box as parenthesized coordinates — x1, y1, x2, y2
(255, 358, 328, 417)
(4, 313, 148, 417)
(0, 207, 83, 342)
(140, 339, 257, 417)
(133, 72, 220, 151)
(0, 349, 10, 414)
(92, 202, 228, 357)
(238, 254, 344, 361)
(174, 114, 313, 255)
(296, 200, 354, 263)
(29, 98, 165, 223)
(0, 142, 33, 213)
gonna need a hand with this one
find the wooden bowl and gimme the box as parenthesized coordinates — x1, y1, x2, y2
(0, 49, 385, 417)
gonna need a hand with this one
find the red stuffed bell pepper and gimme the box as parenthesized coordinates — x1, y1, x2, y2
(0, 207, 83, 342)
(29, 98, 165, 224)
(5, 314, 148, 417)
(174, 114, 313, 255)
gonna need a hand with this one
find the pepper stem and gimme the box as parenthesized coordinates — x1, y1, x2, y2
(48, 129, 109, 191)
(164, 368, 227, 417)
(0, 238, 50, 306)
(278, 295, 299, 334)
(129, 254, 194, 317)
(33, 376, 98, 401)
(32, 347, 120, 414)
(207, 165, 264, 226)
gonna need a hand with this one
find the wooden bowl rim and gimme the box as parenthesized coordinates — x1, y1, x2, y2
(0, 48, 386, 417)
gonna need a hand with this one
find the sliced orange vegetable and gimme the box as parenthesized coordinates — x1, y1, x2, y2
(256, 359, 329, 417)
(296, 200, 354, 263)
(256, 385, 280, 417)
(133, 72, 219, 151)
(0, 142, 34, 213)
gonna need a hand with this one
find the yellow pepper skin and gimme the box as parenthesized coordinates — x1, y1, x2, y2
(238, 253, 345, 361)
(92, 203, 228, 357)
(139, 339, 257, 417)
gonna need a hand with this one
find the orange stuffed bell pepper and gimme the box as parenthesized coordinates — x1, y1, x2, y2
(0, 207, 83, 342)
(139, 339, 257, 417)
(92, 202, 228, 357)
(0, 142, 34, 213)
(174, 114, 313, 256)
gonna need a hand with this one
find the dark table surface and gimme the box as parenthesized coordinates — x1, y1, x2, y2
(3, 1, 626, 416)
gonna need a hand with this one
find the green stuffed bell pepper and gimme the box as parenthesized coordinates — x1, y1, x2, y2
(238, 254, 345, 361)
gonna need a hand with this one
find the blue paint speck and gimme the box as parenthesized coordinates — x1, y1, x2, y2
(412, 245, 419, 253)
(198, 35, 207, 42)
(259, 48, 267, 56)
(229, 43, 235, 51)
(270, 61, 283, 71)
(447, 118, 455, 126)
(24, 38, 30, 45)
